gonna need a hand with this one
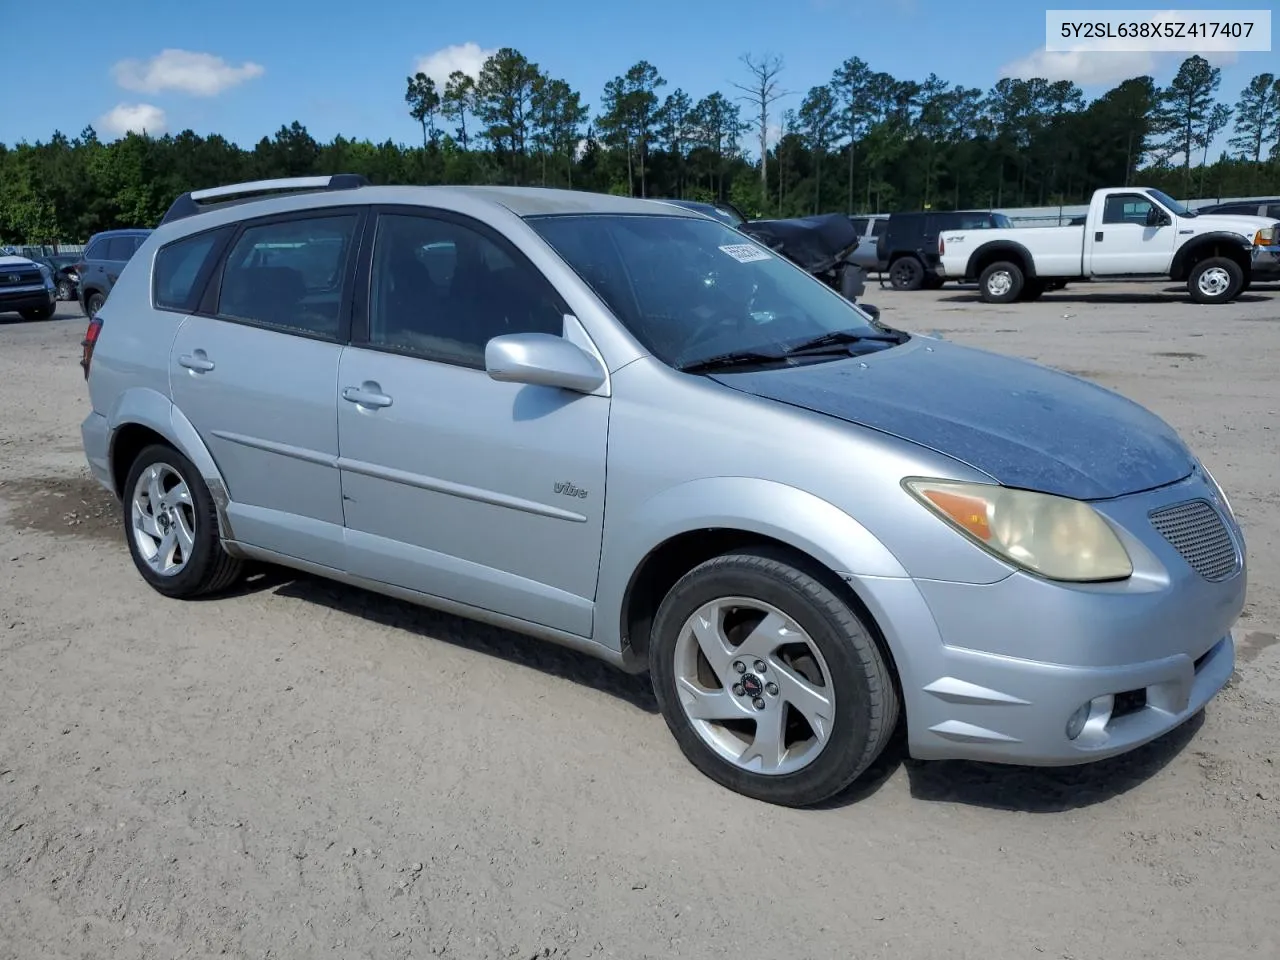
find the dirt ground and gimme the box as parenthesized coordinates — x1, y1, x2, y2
(2, 281, 1278, 960)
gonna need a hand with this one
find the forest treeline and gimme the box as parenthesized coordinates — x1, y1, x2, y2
(2, 48, 1278, 244)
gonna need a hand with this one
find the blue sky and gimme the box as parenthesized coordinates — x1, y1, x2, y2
(0, 0, 1273, 156)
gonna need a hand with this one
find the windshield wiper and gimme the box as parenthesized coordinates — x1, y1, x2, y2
(677, 349, 789, 373)
(780, 328, 907, 355)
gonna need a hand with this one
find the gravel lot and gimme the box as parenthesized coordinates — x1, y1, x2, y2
(2, 281, 1278, 960)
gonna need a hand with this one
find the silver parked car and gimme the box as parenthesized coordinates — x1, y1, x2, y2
(80, 176, 1246, 807)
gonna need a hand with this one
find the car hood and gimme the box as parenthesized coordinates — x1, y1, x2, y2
(707, 336, 1196, 500)
(1191, 213, 1277, 237)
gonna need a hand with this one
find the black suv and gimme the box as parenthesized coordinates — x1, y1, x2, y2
(877, 210, 1013, 291)
(76, 228, 152, 316)
(1195, 197, 1280, 220)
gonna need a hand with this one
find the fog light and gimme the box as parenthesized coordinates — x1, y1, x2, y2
(1066, 694, 1116, 741)
(1066, 702, 1091, 740)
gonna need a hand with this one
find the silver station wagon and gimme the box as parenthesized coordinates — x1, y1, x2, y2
(80, 175, 1247, 807)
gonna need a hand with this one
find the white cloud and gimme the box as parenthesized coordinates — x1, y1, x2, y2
(999, 48, 1159, 86)
(98, 103, 167, 137)
(413, 42, 497, 89)
(112, 49, 265, 97)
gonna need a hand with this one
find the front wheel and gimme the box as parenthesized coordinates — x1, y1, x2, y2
(978, 260, 1025, 303)
(122, 443, 244, 599)
(56, 279, 73, 300)
(19, 303, 55, 321)
(1187, 257, 1243, 304)
(649, 547, 899, 807)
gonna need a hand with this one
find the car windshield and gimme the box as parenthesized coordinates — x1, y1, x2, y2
(527, 213, 895, 370)
(1147, 189, 1195, 217)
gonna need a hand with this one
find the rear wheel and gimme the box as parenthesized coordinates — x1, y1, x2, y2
(978, 260, 1024, 303)
(86, 291, 105, 317)
(56, 279, 73, 300)
(1187, 257, 1243, 304)
(649, 547, 899, 807)
(888, 256, 925, 291)
(122, 443, 244, 599)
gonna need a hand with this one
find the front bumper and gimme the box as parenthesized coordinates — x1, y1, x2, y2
(0, 285, 55, 313)
(852, 469, 1246, 766)
(1250, 245, 1280, 280)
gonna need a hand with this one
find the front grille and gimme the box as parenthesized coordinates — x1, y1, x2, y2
(1149, 499, 1238, 581)
(0, 268, 42, 288)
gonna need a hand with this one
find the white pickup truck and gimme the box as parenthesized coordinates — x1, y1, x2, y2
(935, 186, 1279, 305)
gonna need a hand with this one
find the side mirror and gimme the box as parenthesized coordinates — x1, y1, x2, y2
(485, 332, 606, 394)
(1145, 207, 1170, 227)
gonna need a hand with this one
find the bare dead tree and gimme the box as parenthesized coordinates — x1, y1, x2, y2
(731, 53, 792, 208)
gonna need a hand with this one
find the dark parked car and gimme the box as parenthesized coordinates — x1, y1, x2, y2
(656, 200, 871, 309)
(877, 210, 1014, 291)
(32, 253, 82, 301)
(76, 228, 152, 316)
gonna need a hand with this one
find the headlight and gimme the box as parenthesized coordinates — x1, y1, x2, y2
(1254, 226, 1277, 246)
(903, 478, 1133, 582)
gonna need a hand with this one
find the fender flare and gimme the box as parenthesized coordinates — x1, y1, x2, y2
(1169, 232, 1253, 280)
(105, 387, 237, 542)
(965, 240, 1037, 281)
(596, 475, 912, 659)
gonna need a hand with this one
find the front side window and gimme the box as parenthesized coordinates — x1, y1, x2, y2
(528, 213, 891, 369)
(366, 213, 565, 368)
(216, 213, 358, 339)
(105, 236, 136, 261)
(1102, 194, 1155, 225)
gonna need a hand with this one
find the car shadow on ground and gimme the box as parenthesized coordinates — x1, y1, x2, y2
(221, 564, 661, 714)
(816, 706, 1207, 812)
(217, 564, 1211, 810)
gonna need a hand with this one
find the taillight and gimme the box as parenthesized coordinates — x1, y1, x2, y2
(938, 235, 945, 255)
(80, 316, 102, 379)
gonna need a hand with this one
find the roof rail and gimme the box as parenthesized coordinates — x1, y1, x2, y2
(159, 173, 370, 225)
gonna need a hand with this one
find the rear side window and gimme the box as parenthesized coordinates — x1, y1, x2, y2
(216, 212, 359, 340)
(1267, 204, 1280, 220)
(870, 219, 888, 238)
(153, 228, 229, 313)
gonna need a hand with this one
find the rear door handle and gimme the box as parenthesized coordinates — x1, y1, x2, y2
(342, 384, 393, 409)
(178, 353, 215, 372)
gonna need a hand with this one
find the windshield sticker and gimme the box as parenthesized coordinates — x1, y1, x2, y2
(718, 243, 772, 263)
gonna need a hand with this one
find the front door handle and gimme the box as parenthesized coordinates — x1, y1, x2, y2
(342, 384, 393, 409)
(1095, 231, 1104, 242)
(179, 353, 215, 372)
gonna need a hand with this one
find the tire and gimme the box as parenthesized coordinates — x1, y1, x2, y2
(978, 260, 1024, 303)
(1187, 257, 1243, 304)
(18, 303, 55, 321)
(56, 279, 73, 300)
(649, 546, 899, 807)
(1017, 279, 1046, 301)
(121, 443, 244, 599)
(888, 256, 925, 291)
(1239, 276, 1252, 293)
(86, 291, 106, 317)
